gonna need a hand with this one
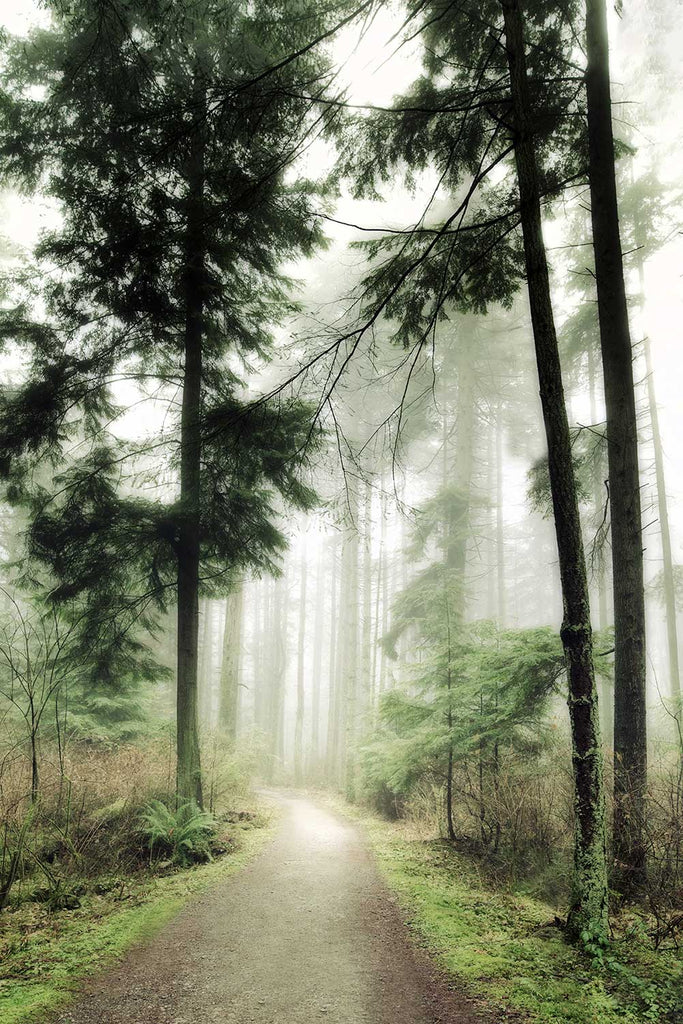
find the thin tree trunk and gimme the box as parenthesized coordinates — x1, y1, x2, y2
(378, 481, 389, 694)
(447, 326, 475, 611)
(341, 489, 360, 800)
(643, 334, 681, 716)
(30, 714, 39, 805)
(252, 579, 264, 734)
(501, 0, 608, 941)
(198, 598, 212, 725)
(219, 581, 243, 741)
(294, 546, 307, 785)
(371, 490, 383, 705)
(635, 242, 681, 726)
(176, 90, 205, 807)
(362, 479, 374, 705)
(496, 397, 507, 626)
(310, 542, 324, 771)
(585, 0, 647, 891)
(587, 345, 613, 752)
(325, 533, 340, 782)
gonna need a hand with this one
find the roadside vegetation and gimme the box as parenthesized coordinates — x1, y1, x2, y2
(336, 797, 683, 1024)
(0, 736, 272, 1024)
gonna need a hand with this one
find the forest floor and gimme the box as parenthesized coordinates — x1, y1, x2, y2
(5, 790, 680, 1024)
(38, 792, 491, 1024)
(0, 806, 275, 1024)
(331, 797, 683, 1024)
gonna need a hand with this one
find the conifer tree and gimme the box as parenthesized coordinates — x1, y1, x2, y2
(0, 0, 350, 802)
(341, 0, 608, 940)
(585, 0, 647, 892)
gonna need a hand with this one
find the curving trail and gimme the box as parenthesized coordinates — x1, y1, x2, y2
(52, 794, 488, 1024)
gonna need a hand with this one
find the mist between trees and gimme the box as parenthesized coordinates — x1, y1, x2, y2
(0, 0, 682, 982)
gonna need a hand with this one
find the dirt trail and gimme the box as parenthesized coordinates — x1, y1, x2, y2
(52, 793, 489, 1024)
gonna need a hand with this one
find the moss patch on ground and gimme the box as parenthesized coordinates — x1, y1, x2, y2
(0, 806, 276, 1024)
(333, 800, 682, 1024)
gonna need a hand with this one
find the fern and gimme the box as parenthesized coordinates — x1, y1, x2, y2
(139, 800, 217, 867)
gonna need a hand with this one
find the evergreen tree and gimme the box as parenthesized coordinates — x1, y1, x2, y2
(0, 0, 350, 802)
(340, 0, 609, 941)
(585, 0, 647, 892)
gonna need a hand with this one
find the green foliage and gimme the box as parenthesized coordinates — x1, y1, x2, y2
(351, 806, 683, 1024)
(0, 808, 273, 1024)
(139, 800, 218, 867)
(363, 618, 567, 806)
(340, 0, 588, 348)
(528, 425, 606, 520)
(0, 0, 341, 696)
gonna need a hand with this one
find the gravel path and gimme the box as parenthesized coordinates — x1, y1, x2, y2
(52, 793, 489, 1024)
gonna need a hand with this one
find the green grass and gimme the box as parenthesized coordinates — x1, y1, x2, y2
(0, 808, 277, 1024)
(334, 801, 683, 1024)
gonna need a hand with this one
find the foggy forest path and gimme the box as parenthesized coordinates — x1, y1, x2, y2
(51, 793, 486, 1024)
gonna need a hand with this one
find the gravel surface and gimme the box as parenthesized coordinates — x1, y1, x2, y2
(51, 793, 491, 1024)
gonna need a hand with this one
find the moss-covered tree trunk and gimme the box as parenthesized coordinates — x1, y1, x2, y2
(585, 0, 647, 892)
(176, 91, 206, 808)
(501, 0, 608, 942)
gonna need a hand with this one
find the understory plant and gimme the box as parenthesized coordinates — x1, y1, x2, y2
(139, 800, 218, 867)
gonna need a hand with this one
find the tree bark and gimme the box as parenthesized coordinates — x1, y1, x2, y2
(176, 91, 206, 807)
(501, 0, 608, 941)
(587, 346, 613, 753)
(585, 0, 647, 891)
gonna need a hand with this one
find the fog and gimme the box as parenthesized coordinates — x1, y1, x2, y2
(1, 3, 683, 1017)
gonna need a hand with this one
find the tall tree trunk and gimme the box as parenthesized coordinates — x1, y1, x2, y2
(176, 94, 205, 807)
(198, 598, 213, 725)
(252, 579, 264, 734)
(496, 397, 507, 626)
(266, 574, 287, 780)
(501, 0, 608, 941)
(634, 238, 681, 728)
(325, 533, 341, 782)
(294, 546, 307, 785)
(219, 581, 243, 741)
(310, 542, 325, 771)
(643, 334, 681, 719)
(343, 502, 360, 801)
(585, 0, 647, 891)
(587, 345, 613, 753)
(362, 478, 374, 704)
(446, 326, 475, 606)
(378, 480, 389, 695)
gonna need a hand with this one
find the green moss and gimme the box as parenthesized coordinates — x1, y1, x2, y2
(334, 800, 682, 1024)
(0, 813, 276, 1024)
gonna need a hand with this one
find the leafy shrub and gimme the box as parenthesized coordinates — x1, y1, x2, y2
(139, 800, 218, 867)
